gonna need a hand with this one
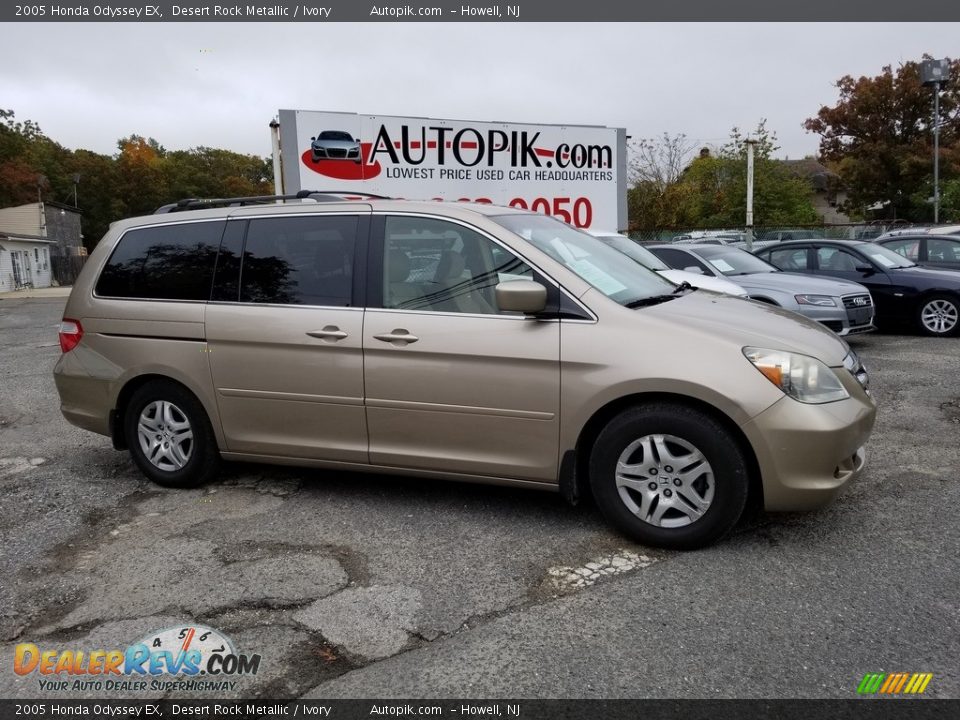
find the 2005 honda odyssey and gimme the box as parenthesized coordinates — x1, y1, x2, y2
(54, 196, 876, 549)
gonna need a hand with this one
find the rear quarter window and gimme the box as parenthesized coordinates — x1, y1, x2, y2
(95, 221, 226, 300)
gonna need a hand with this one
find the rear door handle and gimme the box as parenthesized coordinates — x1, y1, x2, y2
(373, 329, 419, 346)
(307, 326, 348, 341)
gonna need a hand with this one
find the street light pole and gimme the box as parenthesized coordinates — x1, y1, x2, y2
(933, 82, 940, 224)
(921, 58, 950, 224)
(745, 139, 757, 251)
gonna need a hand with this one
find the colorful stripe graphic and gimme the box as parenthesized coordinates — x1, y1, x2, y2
(857, 672, 933, 694)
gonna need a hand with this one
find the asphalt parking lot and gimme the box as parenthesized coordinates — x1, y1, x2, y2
(1, 295, 958, 699)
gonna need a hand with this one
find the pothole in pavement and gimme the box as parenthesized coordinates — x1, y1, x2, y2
(940, 398, 960, 425)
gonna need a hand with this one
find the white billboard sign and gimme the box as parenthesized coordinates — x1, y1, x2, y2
(278, 109, 627, 230)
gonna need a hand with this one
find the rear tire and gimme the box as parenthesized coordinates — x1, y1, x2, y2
(589, 403, 749, 550)
(916, 294, 960, 337)
(124, 380, 220, 488)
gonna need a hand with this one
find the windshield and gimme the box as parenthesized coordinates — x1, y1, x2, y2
(491, 215, 677, 306)
(696, 246, 779, 275)
(318, 131, 354, 141)
(857, 243, 916, 269)
(595, 235, 671, 271)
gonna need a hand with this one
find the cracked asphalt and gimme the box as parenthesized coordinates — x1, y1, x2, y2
(1, 296, 958, 699)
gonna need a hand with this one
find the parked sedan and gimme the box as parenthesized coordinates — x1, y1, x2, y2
(648, 243, 875, 336)
(588, 232, 747, 296)
(875, 234, 960, 271)
(753, 239, 960, 337)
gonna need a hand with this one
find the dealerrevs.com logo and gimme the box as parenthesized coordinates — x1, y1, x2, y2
(13, 625, 261, 693)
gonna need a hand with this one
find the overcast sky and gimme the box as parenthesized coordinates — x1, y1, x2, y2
(1, 23, 956, 162)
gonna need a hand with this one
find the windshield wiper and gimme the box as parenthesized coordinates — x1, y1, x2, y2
(625, 294, 679, 308)
(672, 280, 695, 294)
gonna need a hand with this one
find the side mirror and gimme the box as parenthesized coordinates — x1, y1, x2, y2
(855, 265, 875, 275)
(683, 266, 704, 275)
(310, 136, 316, 141)
(495, 280, 547, 314)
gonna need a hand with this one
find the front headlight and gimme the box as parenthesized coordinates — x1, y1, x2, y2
(743, 347, 849, 404)
(794, 294, 837, 307)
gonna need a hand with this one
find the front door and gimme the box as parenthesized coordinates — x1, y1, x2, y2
(363, 215, 561, 482)
(206, 213, 370, 462)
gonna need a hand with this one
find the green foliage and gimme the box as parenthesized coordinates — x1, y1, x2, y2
(628, 121, 819, 230)
(804, 57, 960, 222)
(0, 109, 272, 249)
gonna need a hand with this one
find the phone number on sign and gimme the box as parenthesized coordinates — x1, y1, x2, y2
(432, 196, 594, 228)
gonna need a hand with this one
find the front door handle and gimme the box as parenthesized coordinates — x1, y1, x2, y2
(373, 329, 419, 346)
(307, 326, 348, 341)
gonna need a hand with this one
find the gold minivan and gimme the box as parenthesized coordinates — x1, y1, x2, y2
(54, 198, 876, 549)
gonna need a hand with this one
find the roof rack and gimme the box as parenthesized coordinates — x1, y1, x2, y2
(153, 190, 393, 214)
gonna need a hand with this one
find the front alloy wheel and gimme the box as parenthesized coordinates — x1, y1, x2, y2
(590, 403, 749, 550)
(615, 434, 715, 529)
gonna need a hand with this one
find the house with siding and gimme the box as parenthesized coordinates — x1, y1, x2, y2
(0, 202, 83, 291)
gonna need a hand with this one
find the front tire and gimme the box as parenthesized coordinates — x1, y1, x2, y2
(917, 294, 960, 336)
(589, 403, 749, 550)
(124, 380, 221, 488)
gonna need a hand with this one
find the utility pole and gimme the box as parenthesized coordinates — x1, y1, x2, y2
(921, 59, 950, 224)
(269, 119, 284, 200)
(745, 139, 757, 251)
(934, 82, 940, 223)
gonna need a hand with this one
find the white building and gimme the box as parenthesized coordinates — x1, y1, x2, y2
(0, 202, 72, 292)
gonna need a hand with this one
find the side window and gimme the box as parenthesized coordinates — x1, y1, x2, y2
(816, 247, 860, 272)
(927, 238, 960, 263)
(240, 215, 357, 306)
(883, 238, 920, 261)
(383, 216, 532, 314)
(95, 221, 225, 300)
(768, 248, 809, 271)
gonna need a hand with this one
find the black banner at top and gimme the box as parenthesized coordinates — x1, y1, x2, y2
(2, 0, 960, 22)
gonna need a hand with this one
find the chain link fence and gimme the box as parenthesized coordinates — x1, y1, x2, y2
(625, 220, 932, 246)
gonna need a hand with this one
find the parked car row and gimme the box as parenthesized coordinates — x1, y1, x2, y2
(752, 239, 960, 337)
(645, 244, 876, 336)
(615, 229, 960, 337)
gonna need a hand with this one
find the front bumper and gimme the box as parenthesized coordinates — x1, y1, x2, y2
(740, 370, 877, 511)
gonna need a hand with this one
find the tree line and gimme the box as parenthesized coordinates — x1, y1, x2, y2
(0, 110, 272, 249)
(2, 54, 958, 243)
(629, 55, 959, 231)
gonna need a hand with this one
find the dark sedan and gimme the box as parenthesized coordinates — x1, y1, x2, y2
(875, 234, 960, 271)
(754, 239, 960, 336)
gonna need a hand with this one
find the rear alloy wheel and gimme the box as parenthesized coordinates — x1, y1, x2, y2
(917, 294, 960, 337)
(590, 403, 749, 550)
(124, 380, 220, 488)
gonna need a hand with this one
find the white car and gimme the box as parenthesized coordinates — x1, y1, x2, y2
(588, 231, 748, 296)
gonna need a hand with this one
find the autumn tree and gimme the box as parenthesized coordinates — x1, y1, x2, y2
(627, 133, 697, 231)
(629, 121, 819, 229)
(804, 57, 960, 222)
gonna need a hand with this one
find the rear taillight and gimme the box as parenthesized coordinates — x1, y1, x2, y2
(59, 318, 83, 353)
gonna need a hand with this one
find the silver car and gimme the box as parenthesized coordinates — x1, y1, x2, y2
(310, 130, 362, 163)
(648, 243, 875, 336)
